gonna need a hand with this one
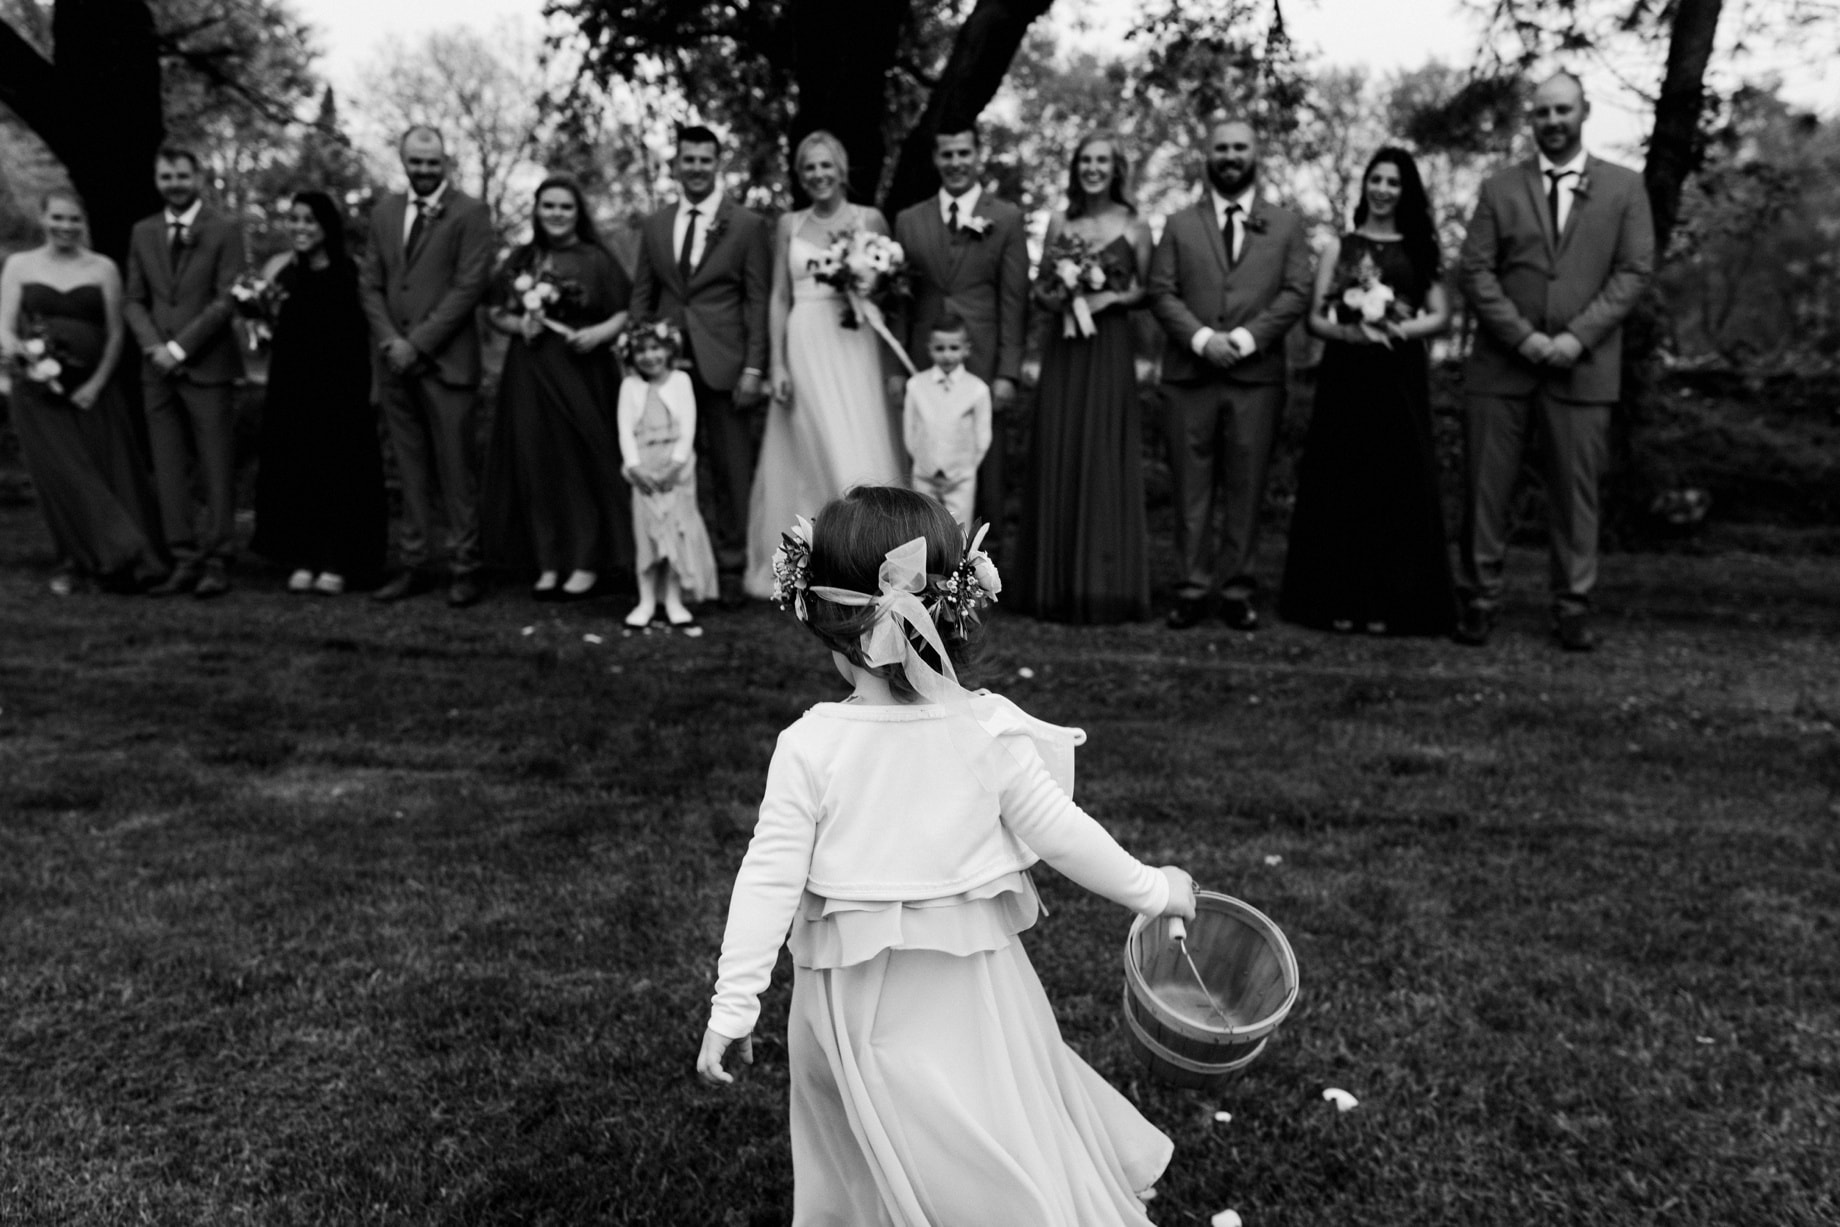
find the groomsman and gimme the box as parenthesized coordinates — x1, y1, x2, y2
(891, 125, 1029, 530)
(360, 125, 495, 607)
(1456, 71, 1654, 651)
(124, 147, 245, 597)
(630, 125, 771, 569)
(1148, 119, 1312, 630)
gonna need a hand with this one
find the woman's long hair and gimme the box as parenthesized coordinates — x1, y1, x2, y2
(1064, 132, 1135, 220)
(290, 190, 352, 267)
(1352, 146, 1439, 278)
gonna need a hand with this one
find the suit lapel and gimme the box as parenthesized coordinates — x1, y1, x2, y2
(687, 197, 730, 288)
(1555, 156, 1594, 254)
(152, 218, 177, 289)
(1520, 160, 1558, 257)
(1198, 198, 1231, 277)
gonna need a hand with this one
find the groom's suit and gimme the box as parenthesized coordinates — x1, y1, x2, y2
(893, 193, 1028, 527)
(1148, 191, 1312, 602)
(359, 183, 495, 579)
(1458, 154, 1653, 613)
(124, 204, 245, 564)
(630, 195, 770, 554)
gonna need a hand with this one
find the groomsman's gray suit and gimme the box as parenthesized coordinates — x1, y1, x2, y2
(1148, 193, 1312, 604)
(359, 186, 495, 580)
(124, 205, 244, 564)
(630, 195, 771, 555)
(1458, 154, 1654, 614)
(893, 194, 1028, 527)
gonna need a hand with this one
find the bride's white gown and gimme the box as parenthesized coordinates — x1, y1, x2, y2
(744, 207, 905, 597)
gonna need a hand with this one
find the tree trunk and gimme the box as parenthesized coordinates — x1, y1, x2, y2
(1643, 0, 1723, 259)
(0, 0, 163, 261)
(882, 0, 1057, 212)
(788, 0, 907, 206)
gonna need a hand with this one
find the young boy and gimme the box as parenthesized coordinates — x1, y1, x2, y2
(902, 313, 992, 527)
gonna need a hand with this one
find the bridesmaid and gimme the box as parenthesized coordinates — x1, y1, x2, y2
(1015, 133, 1153, 623)
(0, 190, 167, 594)
(249, 190, 389, 594)
(1278, 147, 1458, 636)
(482, 174, 633, 601)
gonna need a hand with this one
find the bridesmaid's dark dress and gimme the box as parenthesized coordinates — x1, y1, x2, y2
(11, 281, 166, 585)
(1015, 233, 1151, 624)
(482, 243, 634, 578)
(250, 257, 388, 583)
(1278, 233, 1457, 635)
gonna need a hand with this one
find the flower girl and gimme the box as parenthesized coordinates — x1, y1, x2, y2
(697, 485, 1196, 1224)
(615, 320, 717, 627)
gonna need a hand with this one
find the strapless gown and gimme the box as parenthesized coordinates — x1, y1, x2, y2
(743, 209, 904, 597)
(10, 282, 166, 585)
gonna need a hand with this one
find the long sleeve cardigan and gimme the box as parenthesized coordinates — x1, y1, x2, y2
(709, 693, 1169, 1038)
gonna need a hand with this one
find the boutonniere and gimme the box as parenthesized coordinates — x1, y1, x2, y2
(171, 225, 194, 250)
(1572, 172, 1592, 199)
(1243, 212, 1269, 236)
(960, 213, 993, 237)
(703, 210, 729, 246)
(416, 196, 446, 223)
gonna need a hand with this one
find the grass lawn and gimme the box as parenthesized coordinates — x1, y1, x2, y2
(1, 499, 1836, 1226)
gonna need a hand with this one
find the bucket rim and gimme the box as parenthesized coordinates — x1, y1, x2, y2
(1123, 891, 1300, 1042)
(1123, 985, 1270, 1076)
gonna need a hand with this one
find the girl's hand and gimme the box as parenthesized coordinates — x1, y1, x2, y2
(771, 373, 792, 405)
(1157, 866, 1197, 920)
(696, 1028, 752, 1087)
(1020, 357, 1041, 389)
(622, 464, 651, 495)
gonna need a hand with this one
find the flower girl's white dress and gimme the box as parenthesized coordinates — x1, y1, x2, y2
(711, 693, 1171, 1225)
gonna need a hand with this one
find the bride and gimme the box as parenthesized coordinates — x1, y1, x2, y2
(743, 130, 904, 597)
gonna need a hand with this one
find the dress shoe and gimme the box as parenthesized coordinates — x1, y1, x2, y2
(1165, 597, 1207, 630)
(372, 571, 429, 603)
(193, 561, 230, 599)
(312, 572, 345, 596)
(1220, 596, 1259, 631)
(1553, 609, 1596, 652)
(287, 568, 315, 593)
(149, 562, 201, 597)
(447, 576, 484, 608)
(1454, 602, 1497, 647)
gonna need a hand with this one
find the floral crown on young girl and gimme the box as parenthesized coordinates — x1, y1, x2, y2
(614, 317, 683, 365)
(769, 516, 1002, 641)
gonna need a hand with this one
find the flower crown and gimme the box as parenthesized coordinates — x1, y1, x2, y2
(615, 317, 684, 364)
(769, 516, 1001, 637)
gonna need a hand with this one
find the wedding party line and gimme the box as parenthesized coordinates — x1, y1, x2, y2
(0, 68, 1650, 650)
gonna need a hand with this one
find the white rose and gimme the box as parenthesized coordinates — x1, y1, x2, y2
(513, 274, 536, 293)
(35, 358, 62, 380)
(971, 554, 1002, 599)
(522, 289, 547, 313)
(23, 337, 46, 358)
(1084, 264, 1107, 290)
(885, 241, 904, 263)
(1342, 287, 1364, 309)
(1055, 259, 1081, 290)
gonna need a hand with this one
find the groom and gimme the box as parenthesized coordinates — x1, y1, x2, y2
(124, 146, 245, 598)
(1148, 118, 1312, 630)
(360, 125, 496, 607)
(891, 125, 1028, 530)
(1456, 70, 1654, 651)
(630, 124, 771, 569)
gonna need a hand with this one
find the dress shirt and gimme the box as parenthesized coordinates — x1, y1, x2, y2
(904, 365, 992, 477)
(938, 183, 984, 230)
(672, 194, 717, 273)
(1539, 150, 1588, 234)
(161, 199, 205, 362)
(400, 179, 449, 247)
(1190, 184, 1260, 360)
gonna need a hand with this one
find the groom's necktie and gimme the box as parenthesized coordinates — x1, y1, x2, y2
(1545, 169, 1574, 233)
(947, 199, 960, 235)
(1222, 203, 1241, 267)
(406, 199, 430, 258)
(167, 219, 183, 267)
(678, 206, 699, 281)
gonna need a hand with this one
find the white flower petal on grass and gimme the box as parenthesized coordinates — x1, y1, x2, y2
(1213, 1110, 1233, 1123)
(582, 633, 604, 645)
(1263, 855, 1282, 866)
(1323, 1088, 1358, 1112)
(683, 626, 705, 638)
(1017, 667, 1035, 679)
(1211, 1210, 1244, 1227)
(520, 626, 536, 636)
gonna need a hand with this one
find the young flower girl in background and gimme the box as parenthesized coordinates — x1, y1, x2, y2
(615, 320, 717, 628)
(696, 484, 1196, 1224)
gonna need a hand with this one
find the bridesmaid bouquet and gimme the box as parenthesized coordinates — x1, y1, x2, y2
(506, 266, 585, 338)
(806, 230, 915, 373)
(1332, 252, 1409, 326)
(1037, 233, 1110, 338)
(12, 322, 72, 398)
(230, 272, 286, 351)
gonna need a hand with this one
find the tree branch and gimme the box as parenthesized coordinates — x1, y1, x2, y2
(0, 17, 63, 145)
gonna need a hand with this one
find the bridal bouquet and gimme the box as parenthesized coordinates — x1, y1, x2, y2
(505, 265, 585, 338)
(230, 272, 285, 350)
(1036, 232, 1111, 338)
(806, 230, 915, 372)
(12, 322, 73, 398)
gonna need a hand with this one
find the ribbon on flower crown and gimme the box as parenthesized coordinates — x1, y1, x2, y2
(808, 536, 1014, 791)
